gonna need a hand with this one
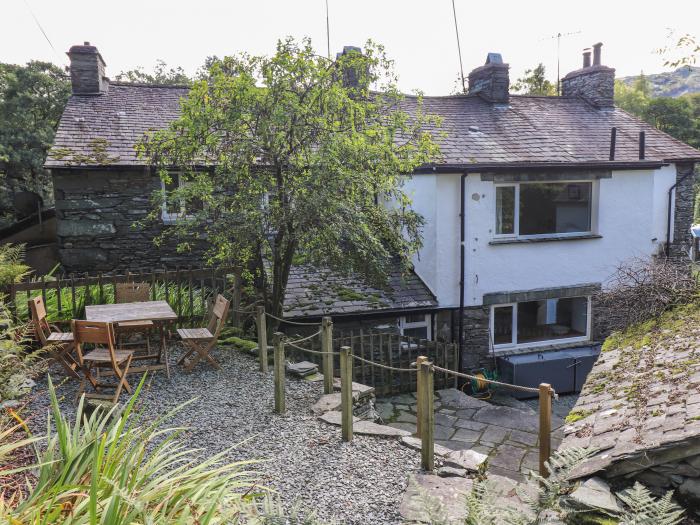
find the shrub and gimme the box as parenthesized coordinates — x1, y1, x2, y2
(595, 257, 699, 336)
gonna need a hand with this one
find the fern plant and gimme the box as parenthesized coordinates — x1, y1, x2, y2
(617, 483, 684, 525)
(0, 297, 46, 401)
(0, 243, 31, 287)
(414, 447, 686, 525)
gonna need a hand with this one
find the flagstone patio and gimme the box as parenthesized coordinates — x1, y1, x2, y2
(378, 388, 568, 481)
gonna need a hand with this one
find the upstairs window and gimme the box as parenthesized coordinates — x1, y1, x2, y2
(495, 182, 593, 237)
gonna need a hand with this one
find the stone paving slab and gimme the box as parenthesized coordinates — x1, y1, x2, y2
(381, 388, 566, 481)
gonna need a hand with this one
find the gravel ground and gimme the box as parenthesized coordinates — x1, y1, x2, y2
(24, 345, 421, 524)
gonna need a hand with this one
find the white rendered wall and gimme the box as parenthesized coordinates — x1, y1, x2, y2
(403, 173, 461, 307)
(462, 168, 676, 306)
(401, 167, 678, 309)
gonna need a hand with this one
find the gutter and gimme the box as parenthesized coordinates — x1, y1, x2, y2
(414, 160, 666, 174)
(666, 165, 696, 256)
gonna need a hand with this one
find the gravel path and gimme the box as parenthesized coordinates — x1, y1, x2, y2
(25, 345, 421, 524)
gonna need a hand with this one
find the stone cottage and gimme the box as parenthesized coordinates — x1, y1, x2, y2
(46, 42, 700, 385)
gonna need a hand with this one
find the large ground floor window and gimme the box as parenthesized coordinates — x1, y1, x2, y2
(491, 296, 590, 348)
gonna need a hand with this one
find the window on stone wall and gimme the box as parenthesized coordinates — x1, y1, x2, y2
(495, 182, 593, 237)
(491, 296, 590, 348)
(161, 172, 203, 224)
(399, 313, 432, 340)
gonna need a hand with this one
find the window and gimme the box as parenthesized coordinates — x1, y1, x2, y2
(495, 182, 593, 237)
(161, 172, 203, 224)
(491, 296, 590, 348)
(399, 313, 432, 340)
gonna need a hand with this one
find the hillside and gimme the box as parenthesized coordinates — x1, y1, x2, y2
(620, 66, 700, 98)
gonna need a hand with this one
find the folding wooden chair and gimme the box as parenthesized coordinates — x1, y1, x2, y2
(114, 282, 153, 353)
(28, 296, 80, 380)
(177, 294, 230, 372)
(72, 320, 133, 404)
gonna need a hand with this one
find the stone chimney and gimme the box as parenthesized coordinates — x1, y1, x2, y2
(561, 43, 615, 107)
(335, 46, 368, 92)
(67, 42, 108, 95)
(467, 53, 509, 104)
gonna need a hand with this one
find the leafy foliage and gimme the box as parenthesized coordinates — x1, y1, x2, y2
(1, 377, 262, 523)
(0, 61, 70, 224)
(140, 37, 440, 321)
(615, 77, 700, 149)
(512, 63, 556, 96)
(0, 243, 31, 287)
(656, 31, 700, 68)
(115, 59, 192, 85)
(0, 297, 45, 402)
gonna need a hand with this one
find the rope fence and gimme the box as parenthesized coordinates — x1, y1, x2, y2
(264, 311, 321, 326)
(351, 353, 417, 373)
(255, 309, 556, 478)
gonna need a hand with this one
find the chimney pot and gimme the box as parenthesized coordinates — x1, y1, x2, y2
(593, 42, 603, 66)
(84, 41, 90, 45)
(583, 48, 592, 68)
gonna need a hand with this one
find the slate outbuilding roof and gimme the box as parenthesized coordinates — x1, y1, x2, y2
(283, 266, 437, 319)
(46, 83, 700, 168)
(560, 305, 700, 479)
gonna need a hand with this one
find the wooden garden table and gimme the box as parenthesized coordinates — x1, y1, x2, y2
(85, 300, 177, 379)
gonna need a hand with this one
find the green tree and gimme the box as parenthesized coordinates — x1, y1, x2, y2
(115, 59, 191, 85)
(141, 38, 440, 321)
(512, 63, 556, 95)
(0, 61, 70, 224)
(657, 31, 699, 68)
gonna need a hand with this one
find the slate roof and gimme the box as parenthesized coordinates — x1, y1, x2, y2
(560, 306, 700, 479)
(399, 94, 700, 166)
(46, 83, 189, 168)
(283, 266, 437, 318)
(46, 83, 700, 168)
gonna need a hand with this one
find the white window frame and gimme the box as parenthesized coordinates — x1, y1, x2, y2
(161, 172, 197, 225)
(494, 180, 596, 240)
(490, 296, 591, 351)
(399, 313, 432, 340)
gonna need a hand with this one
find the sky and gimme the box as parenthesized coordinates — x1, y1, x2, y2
(2, 0, 699, 95)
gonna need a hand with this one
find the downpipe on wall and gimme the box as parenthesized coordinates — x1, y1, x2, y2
(458, 173, 467, 371)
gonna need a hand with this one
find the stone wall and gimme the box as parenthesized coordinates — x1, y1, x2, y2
(561, 65, 615, 107)
(670, 162, 697, 259)
(52, 167, 205, 272)
(461, 306, 491, 371)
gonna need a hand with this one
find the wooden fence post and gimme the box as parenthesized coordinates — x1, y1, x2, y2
(322, 317, 334, 395)
(340, 345, 353, 441)
(257, 307, 268, 373)
(418, 361, 434, 472)
(415, 355, 428, 439)
(273, 332, 285, 414)
(539, 383, 553, 478)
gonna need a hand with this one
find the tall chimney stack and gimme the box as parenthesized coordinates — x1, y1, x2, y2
(67, 42, 108, 95)
(467, 53, 509, 104)
(561, 43, 615, 107)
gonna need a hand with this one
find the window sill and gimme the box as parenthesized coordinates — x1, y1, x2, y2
(492, 338, 598, 356)
(489, 234, 602, 246)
